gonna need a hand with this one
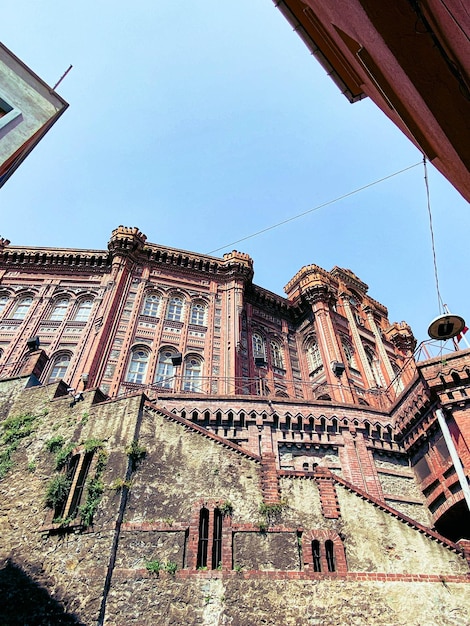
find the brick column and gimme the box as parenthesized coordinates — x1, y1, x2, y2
(314, 468, 340, 518)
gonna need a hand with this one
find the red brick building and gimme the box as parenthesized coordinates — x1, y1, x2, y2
(0, 225, 468, 547)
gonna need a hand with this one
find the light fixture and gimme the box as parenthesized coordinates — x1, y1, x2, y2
(427, 313, 466, 340)
(26, 336, 40, 352)
(331, 361, 345, 378)
(171, 352, 183, 366)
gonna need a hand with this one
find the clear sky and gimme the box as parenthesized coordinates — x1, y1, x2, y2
(1, 0, 469, 345)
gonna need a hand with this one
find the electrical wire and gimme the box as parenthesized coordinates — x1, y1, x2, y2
(422, 156, 444, 314)
(207, 161, 421, 254)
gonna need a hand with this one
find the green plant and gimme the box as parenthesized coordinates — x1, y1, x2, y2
(146, 560, 161, 574)
(109, 477, 132, 491)
(81, 412, 89, 425)
(258, 500, 287, 527)
(54, 442, 77, 470)
(45, 435, 65, 453)
(164, 561, 177, 576)
(45, 474, 71, 509)
(258, 521, 268, 533)
(83, 438, 104, 453)
(163, 517, 174, 526)
(219, 500, 233, 516)
(234, 564, 243, 573)
(0, 447, 14, 479)
(27, 461, 37, 473)
(197, 566, 208, 571)
(78, 477, 104, 526)
(52, 515, 75, 527)
(126, 440, 146, 469)
(2, 413, 36, 445)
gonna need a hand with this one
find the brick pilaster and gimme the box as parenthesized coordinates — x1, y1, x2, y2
(314, 468, 340, 518)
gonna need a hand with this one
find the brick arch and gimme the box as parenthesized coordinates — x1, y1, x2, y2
(301, 529, 347, 574)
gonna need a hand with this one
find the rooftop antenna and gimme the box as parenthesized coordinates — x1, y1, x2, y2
(422, 156, 467, 344)
(52, 64, 73, 91)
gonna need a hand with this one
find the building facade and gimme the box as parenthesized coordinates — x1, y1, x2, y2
(273, 0, 470, 203)
(0, 226, 469, 625)
(0, 42, 68, 188)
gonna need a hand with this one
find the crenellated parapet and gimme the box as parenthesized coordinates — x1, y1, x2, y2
(384, 321, 417, 354)
(0, 238, 10, 250)
(220, 250, 254, 282)
(107, 226, 148, 258)
(284, 264, 338, 306)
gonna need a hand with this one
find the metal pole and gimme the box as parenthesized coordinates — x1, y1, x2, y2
(435, 408, 470, 514)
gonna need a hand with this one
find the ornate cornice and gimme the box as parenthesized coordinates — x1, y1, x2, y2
(0, 246, 110, 272)
(384, 321, 417, 353)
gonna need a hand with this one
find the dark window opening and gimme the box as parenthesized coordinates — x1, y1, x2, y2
(197, 508, 209, 568)
(312, 540, 321, 572)
(325, 539, 335, 572)
(211, 508, 223, 570)
(68, 452, 93, 517)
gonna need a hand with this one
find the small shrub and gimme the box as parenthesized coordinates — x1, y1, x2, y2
(81, 412, 89, 425)
(45, 474, 71, 509)
(164, 561, 177, 576)
(0, 447, 14, 479)
(83, 438, 104, 453)
(219, 500, 233, 516)
(55, 442, 77, 470)
(146, 560, 161, 574)
(27, 461, 37, 473)
(234, 564, 243, 573)
(2, 413, 36, 445)
(45, 436, 64, 453)
(126, 440, 146, 469)
(109, 477, 132, 491)
(78, 478, 104, 526)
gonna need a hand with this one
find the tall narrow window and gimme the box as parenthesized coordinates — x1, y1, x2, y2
(341, 339, 357, 370)
(126, 349, 149, 384)
(50, 299, 69, 321)
(155, 348, 176, 388)
(270, 341, 284, 369)
(190, 302, 206, 325)
(74, 299, 93, 322)
(197, 508, 210, 569)
(365, 346, 384, 387)
(183, 356, 202, 392)
(325, 540, 335, 572)
(306, 339, 323, 374)
(312, 540, 321, 572)
(253, 333, 266, 365)
(212, 508, 223, 569)
(142, 293, 160, 317)
(167, 296, 184, 321)
(67, 452, 93, 518)
(48, 353, 71, 383)
(12, 296, 33, 320)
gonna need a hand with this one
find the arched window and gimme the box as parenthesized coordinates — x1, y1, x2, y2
(365, 346, 384, 387)
(252, 333, 266, 361)
(126, 348, 149, 384)
(166, 296, 184, 321)
(306, 339, 323, 374)
(142, 293, 160, 317)
(270, 341, 284, 369)
(74, 299, 93, 322)
(196, 508, 210, 569)
(183, 355, 203, 392)
(12, 296, 33, 320)
(325, 540, 335, 572)
(48, 353, 71, 383)
(212, 508, 223, 570)
(341, 339, 357, 370)
(155, 348, 177, 388)
(190, 301, 206, 325)
(312, 540, 321, 572)
(0, 294, 9, 315)
(50, 298, 69, 321)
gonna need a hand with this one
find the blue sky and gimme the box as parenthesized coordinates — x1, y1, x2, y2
(1, 0, 469, 344)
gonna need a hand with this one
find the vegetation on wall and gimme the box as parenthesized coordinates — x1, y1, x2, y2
(0, 412, 38, 479)
(126, 440, 146, 470)
(78, 447, 107, 527)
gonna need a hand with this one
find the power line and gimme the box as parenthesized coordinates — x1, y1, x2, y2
(423, 156, 444, 314)
(208, 161, 422, 254)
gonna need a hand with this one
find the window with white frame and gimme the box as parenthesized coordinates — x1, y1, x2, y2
(48, 353, 71, 383)
(12, 296, 33, 320)
(306, 338, 323, 374)
(341, 339, 358, 370)
(183, 356, 203, 392)
(252, 333, 266, 359)
(270, 340, 284, 369)
(155, 348, 177, 388)
(74, 299, 93, 322)
(50, 298, 69, 321)
(166, 296, 184, 321)
(190, 301, 206, 325)
(126, 348, 149, 384)
(142, 293, 160, 317)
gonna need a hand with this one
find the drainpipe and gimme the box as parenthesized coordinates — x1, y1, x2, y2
(435, 408, 470, 514)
